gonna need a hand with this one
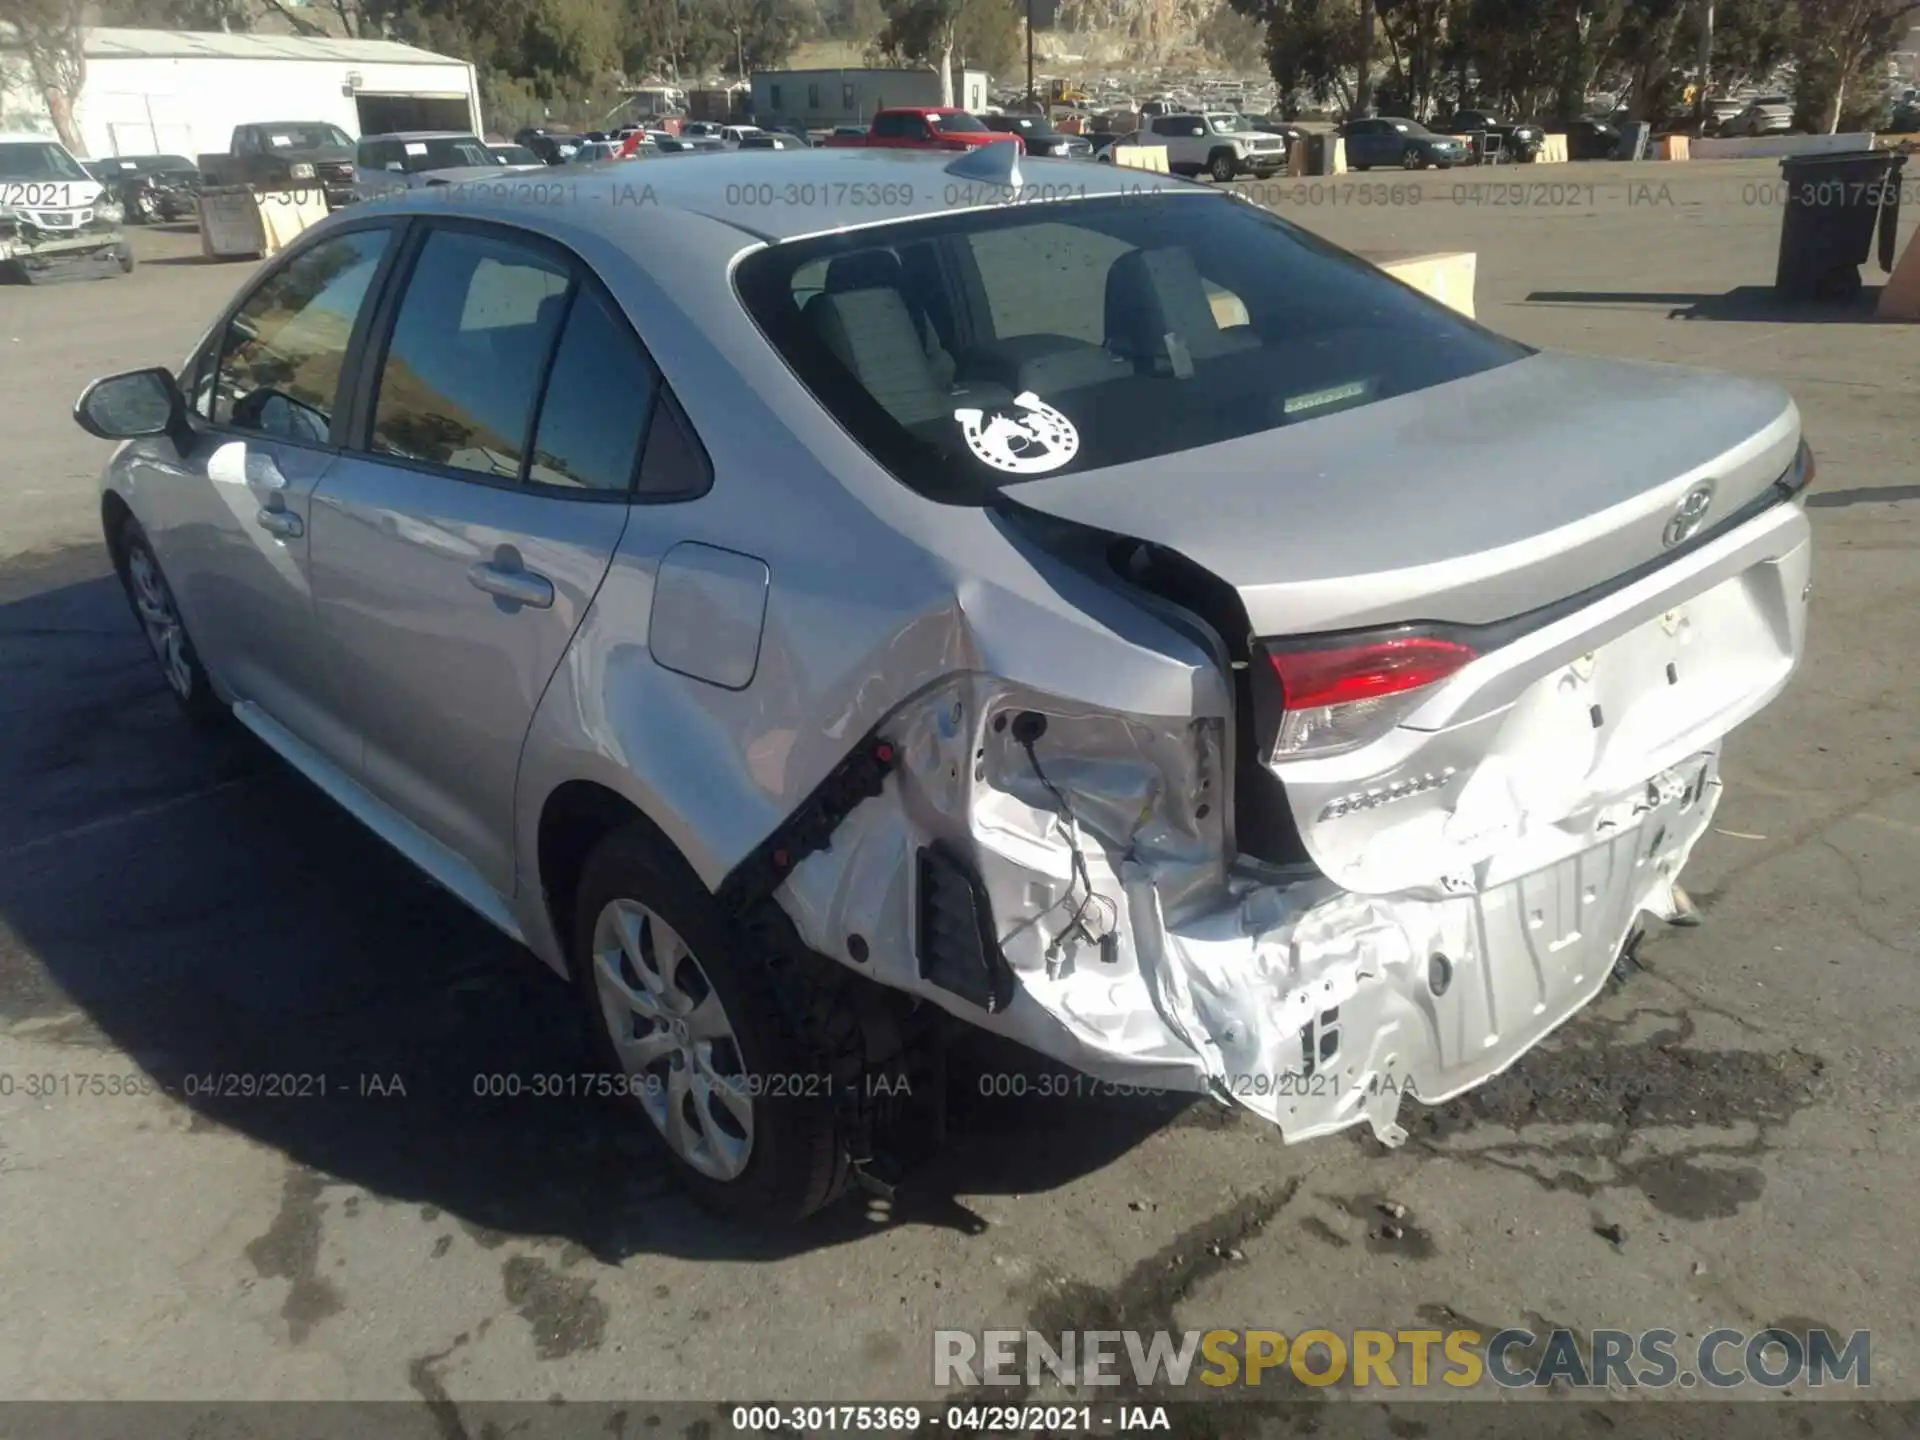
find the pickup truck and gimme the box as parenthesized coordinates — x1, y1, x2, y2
(198, 122, 358, 207)
(821, 108, 1018, 152)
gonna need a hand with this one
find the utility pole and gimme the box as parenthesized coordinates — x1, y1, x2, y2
(1026, 0, 1036, 112)
(1694, 0, 1714, 130)
(1354, 0, 1374, 118)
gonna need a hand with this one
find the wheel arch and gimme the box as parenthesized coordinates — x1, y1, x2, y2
(533, 777, 670, 982)
(101, 489, 135, 559)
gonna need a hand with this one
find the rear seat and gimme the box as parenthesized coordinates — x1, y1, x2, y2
(824, 251, 956, 389)
(1104, 245, 1260, 375)
(804, 287, 957, 427)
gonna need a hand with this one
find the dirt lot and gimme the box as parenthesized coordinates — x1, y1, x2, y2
(1, 162, 1916, 1425)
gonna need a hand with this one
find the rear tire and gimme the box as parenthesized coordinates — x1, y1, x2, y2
(571, 823, 858, 1226)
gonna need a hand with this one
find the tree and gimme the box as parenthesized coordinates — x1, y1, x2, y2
(877, 0, 1011, 102)
(1227, 0, 1368, 114)
(1708, 0, 1795, 90)
(820, 0, 885, 40)
(1, 0, 87, 151)
(1197, 4, 1264, 64)
(1376, 0, 1445, 118)
(1795, 0, 1916, 132)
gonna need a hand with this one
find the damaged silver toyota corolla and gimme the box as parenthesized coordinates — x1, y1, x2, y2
(77, 147, 1812, 1223)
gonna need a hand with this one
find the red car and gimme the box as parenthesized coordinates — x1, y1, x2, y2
(821, 108, 1019, 152)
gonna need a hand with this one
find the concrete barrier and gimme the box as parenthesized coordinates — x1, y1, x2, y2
(1691, 133, 1875, 160)
(1537, 134, 1569, 163)
(1374, 251, 1477, 319)
(1207, 285, 1252, 329)
(198, 185, 329, 261)
(1113, 144, 1170, 174)
(1876, 227, 1920, 320)
(1659, 134, 1691, 161)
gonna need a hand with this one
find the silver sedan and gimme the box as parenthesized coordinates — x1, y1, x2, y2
(74, 145, 1813, 1224)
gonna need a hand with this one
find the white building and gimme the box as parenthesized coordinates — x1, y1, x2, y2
(750, 67, 990, 130)
(0, 28, 482, 159)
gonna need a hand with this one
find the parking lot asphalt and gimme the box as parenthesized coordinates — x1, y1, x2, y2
(1, 161, 1917, 1415)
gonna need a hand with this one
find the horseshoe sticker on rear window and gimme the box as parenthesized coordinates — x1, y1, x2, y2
(953, 392, 1080, 475)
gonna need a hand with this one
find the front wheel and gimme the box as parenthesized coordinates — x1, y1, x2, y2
(572, 823, 860, 1225)
(113, 514, 223, 724)
(1209, 152, 1237, 182)
(1402, 146, 1424, 170)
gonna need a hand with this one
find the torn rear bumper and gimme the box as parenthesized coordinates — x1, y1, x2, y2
(773, 669, 1725, 1145)
(1151, 747, 1719, 1144)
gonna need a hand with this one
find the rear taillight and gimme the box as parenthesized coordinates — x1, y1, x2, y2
(1264, 632, 1478, 760)
(1783, 438, 1816, 496)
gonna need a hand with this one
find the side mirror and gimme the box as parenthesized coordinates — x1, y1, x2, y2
(74, 367, 184, 442)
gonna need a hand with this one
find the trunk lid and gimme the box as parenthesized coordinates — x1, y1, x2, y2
(1007, 352, 1799, 635)
(1009, 352, 1810, 894)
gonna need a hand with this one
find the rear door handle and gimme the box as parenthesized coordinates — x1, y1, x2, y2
(256, 506, 303, 539)
(467, 561, 554, 609)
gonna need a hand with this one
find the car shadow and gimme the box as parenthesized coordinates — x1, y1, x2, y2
(1806, 483, 1920, 508)
(1524, 284, 1894, 322)
(0, 550, 1182, 1264)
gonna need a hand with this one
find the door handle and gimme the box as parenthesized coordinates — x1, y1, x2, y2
(466, 561, 554, 609)
(256, 506, 303, 539)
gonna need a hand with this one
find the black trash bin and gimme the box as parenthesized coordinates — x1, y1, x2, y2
(1308, 132, 1337, 176)
(1775, 149, 1907, 302)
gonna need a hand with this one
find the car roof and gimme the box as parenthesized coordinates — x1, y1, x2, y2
(0, 132, 75, 145)
(349, 146, 1201, 245)
(365, 130, 480, 141)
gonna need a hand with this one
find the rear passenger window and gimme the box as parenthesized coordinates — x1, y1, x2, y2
(526, 285, 658, 493)
(369, 228, 570, 479)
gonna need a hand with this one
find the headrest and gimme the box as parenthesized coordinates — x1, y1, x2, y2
(826, 249, 906, 294)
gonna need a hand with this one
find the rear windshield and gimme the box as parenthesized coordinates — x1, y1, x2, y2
(734, 193, 1528, 502)
(930, 113, 989, 133)
(392, 135, 496, 171)
(264, 124, 352, 150)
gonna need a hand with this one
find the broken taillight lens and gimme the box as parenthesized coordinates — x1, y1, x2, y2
(1265, 632, 1478, 760)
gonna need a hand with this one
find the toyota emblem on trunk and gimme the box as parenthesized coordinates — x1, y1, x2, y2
(1663, 482, 1715, 548)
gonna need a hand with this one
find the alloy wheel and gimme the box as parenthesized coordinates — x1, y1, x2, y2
(592, 898, 754, 1181)
(126, 543, 194, 700)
